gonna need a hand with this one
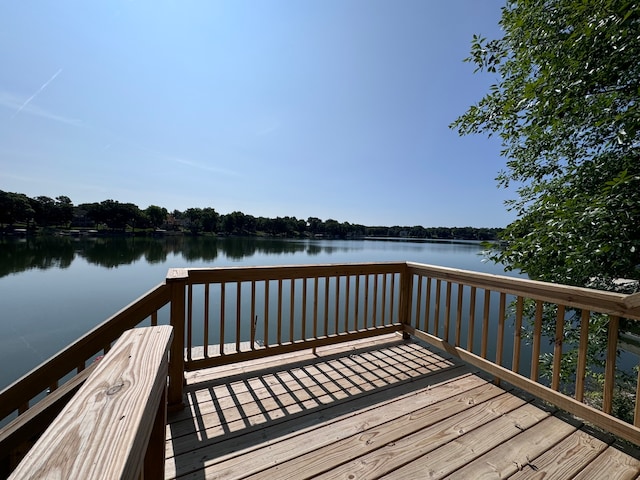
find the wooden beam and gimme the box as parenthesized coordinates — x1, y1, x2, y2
(9, 326, 173, 480)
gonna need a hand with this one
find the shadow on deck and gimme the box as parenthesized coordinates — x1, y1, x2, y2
(165, 334, 640, 480)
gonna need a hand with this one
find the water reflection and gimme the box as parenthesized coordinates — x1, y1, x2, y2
(0, 236, 387, 277)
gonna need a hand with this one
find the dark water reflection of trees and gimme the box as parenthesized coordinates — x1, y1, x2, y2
(0, 236, 339, 277)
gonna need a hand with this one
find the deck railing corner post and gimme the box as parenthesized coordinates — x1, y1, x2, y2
(167, 268, 188, 409)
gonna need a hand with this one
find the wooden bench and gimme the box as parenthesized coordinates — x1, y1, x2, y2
(8, 326, 173, 480)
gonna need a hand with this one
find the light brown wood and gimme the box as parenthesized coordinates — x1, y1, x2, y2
(512, 295, 523, 373)
(572, 446, 640, 479)
(531, 299, 543, 381)
(9, 326, 173, 480)
(603, 315, 620, 414)
(575, 309, 590, 402)
(407, 262, 640, 320)
(508, 429, 609, 480)
(447, 414, 578, 479)
(552, 304, 566, 391)
(408, 326, 640, 447)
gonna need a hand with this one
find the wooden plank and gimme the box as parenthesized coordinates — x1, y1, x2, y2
(447, 414, 578, 479)
(375, 402, 553, 479)
(508, 429, 609, 480)
(571, 445, 640, 480)
(170, 344, 458, 443)
(168, 365, 479, 478)
(175, 375, 497, 479)
(242, 389, 523, 480)
(0, 362, 98, 472)
(408, 326, 640, 447)
(10, 326, 173, 480)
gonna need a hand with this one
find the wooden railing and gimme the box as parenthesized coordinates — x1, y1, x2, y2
(403, 261, 640, 445)
(168, 263, 407, 373)
(0, 283, 171, 475)
(8, 326, 173, 480)
(2, 261, 640, 476)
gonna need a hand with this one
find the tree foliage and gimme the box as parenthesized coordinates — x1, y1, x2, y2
(451, 0, 640, 288)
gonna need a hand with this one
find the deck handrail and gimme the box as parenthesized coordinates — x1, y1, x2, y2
(0, 282, 171, 422)
(2, 261, 640, 476)
(8, 326, 173, 480)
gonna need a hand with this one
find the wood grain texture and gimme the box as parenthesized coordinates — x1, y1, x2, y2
(9, 326, 173, 480)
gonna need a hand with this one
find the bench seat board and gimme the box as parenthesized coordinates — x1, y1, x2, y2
(9, 326, 173, 480)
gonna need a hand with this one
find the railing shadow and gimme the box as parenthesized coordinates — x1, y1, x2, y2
(166, 336, 468, 479)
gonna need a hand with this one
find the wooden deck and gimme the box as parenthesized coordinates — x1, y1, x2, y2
(165, 334, 640, 480)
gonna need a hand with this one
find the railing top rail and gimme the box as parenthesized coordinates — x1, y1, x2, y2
(406, 261, 640, 321)
(168, 262, 408, 284)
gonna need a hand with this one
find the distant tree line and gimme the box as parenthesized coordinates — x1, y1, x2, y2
(0, 190, 502, 240)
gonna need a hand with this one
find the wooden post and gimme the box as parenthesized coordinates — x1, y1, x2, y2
(167, 268, 188, 409)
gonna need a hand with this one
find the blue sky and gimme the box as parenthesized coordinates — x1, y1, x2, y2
(0, 0, 510, 227)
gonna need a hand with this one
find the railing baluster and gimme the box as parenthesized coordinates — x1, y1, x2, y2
(290, 279, 295, 343)
(467, 286, 476, 351)
(313, 277, 319, 338)
(363, 274, 369, 329)
(481, 290, 490, 359)
(334, 276, 340, 334)
(187, 284, 193, 362)
(434, 279, 441, 337)
(151, 311, 158, 327)
(277, 279, 283, 344)
(425, 277, 432, 333)
(236, 281, 241, 353)
(264, 280, 270, 347)
(551, 305, 565, 391)
(531, 300, 543, 381)
(372, 274, 379, 327)
(575, 309, 590, 401)
(381, 274, 387, 325)
(302, 278, 307, 340)
(390, 273, 396, 323)
(455, 284, 463, 346)
(444, 281, 452, 342)
(204, 284, 210, 357)
(496, 292, 506, 367)
(345, 275, 350, 332)
(512, 296, 523, 374)
(250, 281, 256, 350)
(220, 283, 226, 355)
(353, 274, 360, 332)
(635, 366, 640, 427)
(603, 315, 619, 414)
(415, 275, 423, 330)
(324, 276, 330, 336)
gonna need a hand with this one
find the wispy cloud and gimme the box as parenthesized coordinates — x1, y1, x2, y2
(12, 68, 63, 119)
(173, 157, 239, 176)
(0, 90, 82, 126)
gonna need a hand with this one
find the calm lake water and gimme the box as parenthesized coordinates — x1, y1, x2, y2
(0, 235, 520, 390)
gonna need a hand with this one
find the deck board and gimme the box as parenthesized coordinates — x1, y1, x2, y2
(165, 334, 640, 479)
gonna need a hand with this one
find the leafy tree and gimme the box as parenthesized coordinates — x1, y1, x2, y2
(0, 191, 34, 227)
(451, 0, 640, 288)
(451, 0, 640, 418)
(144, 205, 168, 229)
